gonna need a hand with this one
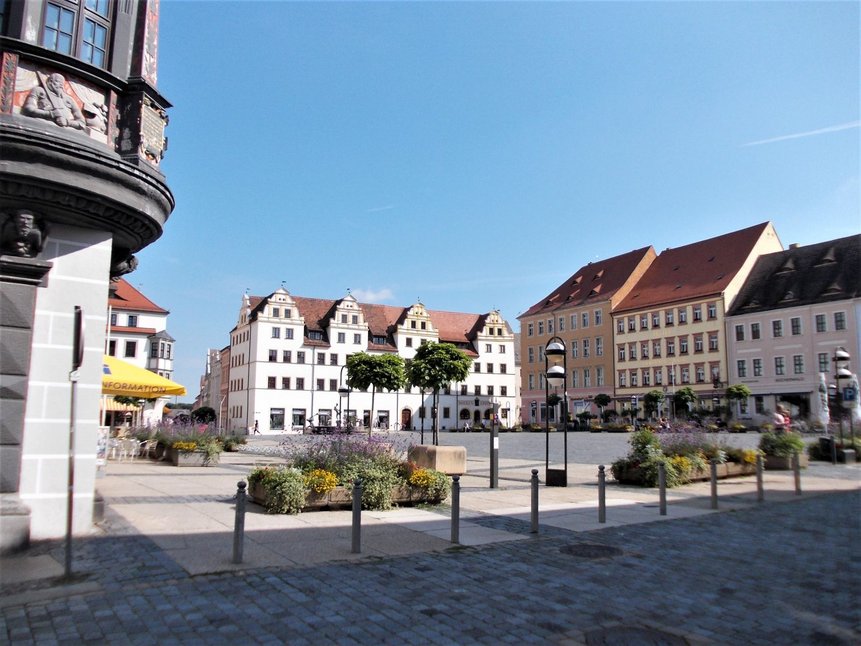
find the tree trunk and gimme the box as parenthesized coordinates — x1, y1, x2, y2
(369, 385, 376, 437)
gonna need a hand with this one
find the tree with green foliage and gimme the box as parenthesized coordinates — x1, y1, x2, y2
(673, 387, 698, 416)
(725, 384, 752, 418)
(347, 352, 406, 436)
(405, 342, 472, 445)
(643, 390, 665, 417)
(192, 406, 217, 424)
(593, 393, 612, 420)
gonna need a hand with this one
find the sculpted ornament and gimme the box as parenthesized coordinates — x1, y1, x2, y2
(110, 248, 139, 279)
(0, 210, 48, 258)
(21, 72, 87, 130)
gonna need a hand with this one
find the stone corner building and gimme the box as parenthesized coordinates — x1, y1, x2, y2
(0, 1, 174, 552)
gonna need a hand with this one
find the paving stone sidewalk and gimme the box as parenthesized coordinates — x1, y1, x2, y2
(2, 489, 859, 645)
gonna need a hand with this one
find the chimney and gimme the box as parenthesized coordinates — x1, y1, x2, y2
(789, 243, 800, 249)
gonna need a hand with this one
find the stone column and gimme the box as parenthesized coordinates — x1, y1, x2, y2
(0, 255, 52, 553)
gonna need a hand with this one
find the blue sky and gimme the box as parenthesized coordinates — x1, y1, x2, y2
(135, 0, 860, 400)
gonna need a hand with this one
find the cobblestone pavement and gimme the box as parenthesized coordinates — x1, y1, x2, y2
(2, 489, 859, 645)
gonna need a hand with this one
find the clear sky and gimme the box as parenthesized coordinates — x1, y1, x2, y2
(135, 0, 860, 400)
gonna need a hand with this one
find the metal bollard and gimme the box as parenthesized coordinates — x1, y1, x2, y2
(232, 481, 247, 564)
(451, 475, 460, 544)
(793, 452, 802, 495)
(530, 469, 539, 534)
(598, 465, 606, 524)
(756, 453, 764, 503)
(658, 462, 667, 516)
(351, 479, 362, 554)
(710, 459, 718, 510)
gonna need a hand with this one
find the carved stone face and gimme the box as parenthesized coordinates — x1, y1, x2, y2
(14, 211, 34, 235)
(47, 74, 65, 94)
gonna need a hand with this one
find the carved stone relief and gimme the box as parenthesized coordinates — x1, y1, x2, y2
(0, 210, 48, 258)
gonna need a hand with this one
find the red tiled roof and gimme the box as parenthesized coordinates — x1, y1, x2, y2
(520, 246, 655, 318)
(615, 222, 775, 313)
(108, 279, 168, 314)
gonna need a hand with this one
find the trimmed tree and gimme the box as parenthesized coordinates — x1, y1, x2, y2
(643, 390, 665, 418)
(346, 352, 406, 436)
(725, 384, 752, 419)
(405, 342, 472, 445)
(673, 387, 698, 417)
(593, 393, 612, 421)
(191, 406, 217, 424)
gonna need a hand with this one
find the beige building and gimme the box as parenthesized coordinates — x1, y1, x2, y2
(518, 247, 656, 424)
(612, 222, 783, 418)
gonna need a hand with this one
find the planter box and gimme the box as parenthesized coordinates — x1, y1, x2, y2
(250, 482, 424, 512)
(167, 447, 219, 467)
(615, 461, 757, 486)
(408, 445, 466, 475)
(764, 454, 808, 470)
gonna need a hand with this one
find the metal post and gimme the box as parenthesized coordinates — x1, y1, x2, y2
(793, 452, 802, 495)
(351, 479, 362, 553)
(598, 465, 606, 523)
(831, 435, 837, 465)
(658, 462, 667, 516)
(451, 475, 460, 544)
(233, 481, 247, 564)
(490, 415, 499, 488)
(65, 371, 78, 579)
(710, 459, 718, 510)
(530, 469, 539, 533)
(756, 453, 764, 502)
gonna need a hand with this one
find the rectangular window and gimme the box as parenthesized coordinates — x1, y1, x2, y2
(653, 341, 661, 357)
(630, 371, 638, 387)
(584, 368, 592, 387)
(597, 367, 605, 387)
(528, 347, 534, 363)
(628, 317, 636, 331)
(283, 350, 291, 363)
(474, 362, 481, 373)
(338, 332, 346, 343)
(317, 353, 325, 365)
(270, 408, 285, 430)
(296, 378, 305, 390)
(707, 303, 717, 319)
(292, 408, 306, 427)
(681, 367, 690, 384)
(815, 314, 827, 332)
(474, 385, 481, 396)
(282, 377, 290, 389)
(527, 323, 534, 336)
(271, 327, 281, 338)
(772, 320, 783, 338)
(774, 357, 785, 376)
(570, 370, 578, 388)
(696, 366, 705, 383)
(460, 384, 468, 395)
(286, 328, 294, 340)
(297, 351, 305, 364)
(501, 386, 508, 396)
(267, 377, 276, 389)
(618, 345, 626, 361)
(571, 343, 578, 359)
(316, 379, 324, 391)
(641, 369, 649, 386)
(487, 363, 494, 373)
(582, 312, 589, 328)
(793, 355, 804, 375)
(835, 312, 846, 330)
(485, 343, 492, 353)
(678, 308, 687, 324)
(127, 315, 138, 327)
(108, 340, 116, 356)
(679, 337, 689, 354)
(309, 331, 323, 341)
(558, 317, 565, 332)
(487, 385, 495, 396)
(628, 343, 636, 360)
(652, 312, 660, 328)
(547, 319, 553, 334)
(594, 310, 602, 326)
(352, 315, 358, 324)
(665, 310, 674, 326)
(640, 314, 648, 330)
(329, 379, 337, 391)
(538, 321, 544, 335)
(330, 353, 338, 365)
(709, 334, 718, 351)
(443, 407, 451, 419)
(570, 314, 577, 330)
(582, 339, 590, 358)
(694, 335, 703, 352)
(753, 359, 762, 377)
(751, 323, 761, 340)
(693, 306, 702, 322)
(268, 350, 277, 362)
(735, 325, 745, 341)
(354, 333, 362, 344)
(654, 368, 662, 385)
(618, 371, 626, 387)
(499, 344, 506, 353)
(617, 319, 625, 333)
(641, 342, 649, 359)
(124, 341, 136, 358)
(667, 339, 675, 356)
(818, 353, 829, 373)
(790, 317, 802, 336)
(500, 363, 507, 373)
(595, 337, 603, 356)
(341, 314, 347, 324)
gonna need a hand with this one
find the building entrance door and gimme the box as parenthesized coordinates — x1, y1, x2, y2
(401, 408, 411, 430)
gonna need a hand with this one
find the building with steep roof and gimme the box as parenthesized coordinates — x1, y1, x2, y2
(223, 288, 518, 433)
(612, 222, 782, 416)
(726, 234, 861, 424)
(518, 247, 656, 423)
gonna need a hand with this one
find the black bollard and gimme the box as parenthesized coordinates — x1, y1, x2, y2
(451, 475, 460, 544)
(658, 462, 667, 516)
(756, 453, 764, 503)
(710, 459, 718, 510)
(351, 479, 362, 553)
(233, 481, 247, 564)
(598, 465, 606, 524)
(530, 469, 539, 534)
(793, 452, 802, 495)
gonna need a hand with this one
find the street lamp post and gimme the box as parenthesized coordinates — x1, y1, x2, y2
(544, 337, 568, 487)
(833, 348, 853, 448)
(337, 365, 351, 432)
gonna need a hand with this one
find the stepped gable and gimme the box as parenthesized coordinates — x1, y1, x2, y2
(520, 246, 654, 318)
(109, 279, 168, 314)
(615, 222, 773, 313)
(728, 234, 861, 315)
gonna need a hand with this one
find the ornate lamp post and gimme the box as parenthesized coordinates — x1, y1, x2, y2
(833, 348, 853, 448)
(338, 365, 351, 431)
(544, 337, 568, 487)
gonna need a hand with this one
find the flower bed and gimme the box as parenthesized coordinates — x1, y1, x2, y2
(167, 447, 219, 467)
(247, 435, 451, 514)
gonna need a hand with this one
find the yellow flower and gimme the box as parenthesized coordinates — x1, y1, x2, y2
(304, 469, 338, 494)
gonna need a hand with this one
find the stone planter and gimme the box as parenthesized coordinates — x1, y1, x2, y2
(764, 454, 808, 470)
(167, 447, 219, 467)
(615, 461, 757, 486)
(250, 483, 424, 512)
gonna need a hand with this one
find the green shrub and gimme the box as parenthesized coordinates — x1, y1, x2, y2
(221, 435, 247, 452)
(409, 468, 450, 504)
(630, 428, 660, 460)
(249, 466, 306, 514)
(358, 463, 400, 510)
(759, 432, 805, 457)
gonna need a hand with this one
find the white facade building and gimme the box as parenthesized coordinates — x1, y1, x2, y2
(225, 288, 518, 434)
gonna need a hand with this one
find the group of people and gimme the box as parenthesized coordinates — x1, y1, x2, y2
(772, 405, 792, 432)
